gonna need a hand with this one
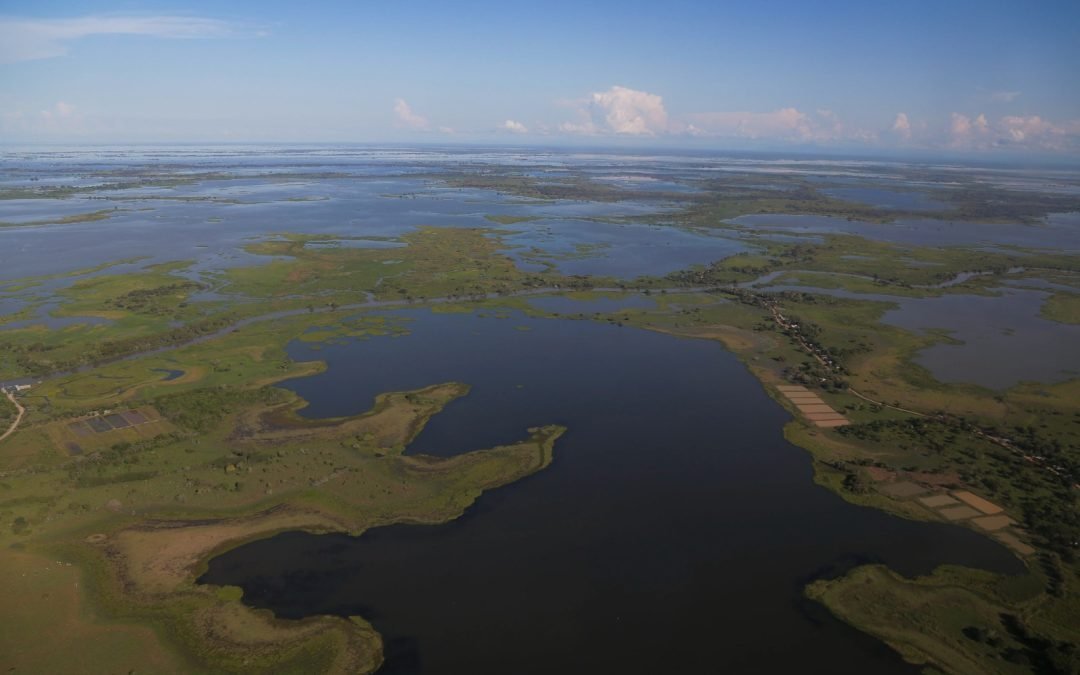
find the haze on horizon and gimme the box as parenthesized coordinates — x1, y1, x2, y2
(1, 0, 1078, 157)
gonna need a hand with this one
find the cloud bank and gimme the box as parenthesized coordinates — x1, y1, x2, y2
(0, 15, 247, 64)
(547, 85, 1079, 153)
(947, 112, 1076, 151)
(560, 87, 861, 143)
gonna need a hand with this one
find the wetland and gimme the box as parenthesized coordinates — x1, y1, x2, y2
(1, 146, 1078, 675)
(205, 309, 1021, 673)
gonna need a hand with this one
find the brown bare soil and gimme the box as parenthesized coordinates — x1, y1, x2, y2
(951, 490, 1003, 515)
(918, 494, 960, 508)
(937, 505, 981, 521)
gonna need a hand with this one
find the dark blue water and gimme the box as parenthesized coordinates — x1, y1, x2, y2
(202, 310, 1022, 674)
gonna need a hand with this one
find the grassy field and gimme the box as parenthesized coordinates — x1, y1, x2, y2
(0, 548, 194, 673)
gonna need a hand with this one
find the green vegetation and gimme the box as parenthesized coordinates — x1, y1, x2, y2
(1041, 292, 1080, 324)
(0, 392, 15, 426)
(807, 566, 1078, 675)
(2, 163, 1079, 674)
(0, 227, 589, 381)
(484, 214, 538, 225)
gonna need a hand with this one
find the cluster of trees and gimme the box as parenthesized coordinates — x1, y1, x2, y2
(0, 396, 15, 424)
(839, 417, 1079, 562)
(1021, 493, 1080, 564)
(2, 313, 237, 378)
(155, 385, 283, 433)
(996, 613, 1079, 674)
(107, 281, 204, 315)
(64, 432, 179, 488)
(665, 261, 771, 287)
(1006, 423, 1079, 479)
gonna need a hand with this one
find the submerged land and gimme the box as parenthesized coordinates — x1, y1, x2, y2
(0, 148, 1078, 673)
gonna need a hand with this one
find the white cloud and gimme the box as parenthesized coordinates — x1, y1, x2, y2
(891, 112, 911, 140)
(950, 112, 972, 138)
(0, 15, 247, 64)
(1000, 115, 1053, 142)
(502, 119, 528, 133)
(393, 98, 430, 130)
(560, 86, 669, 136)
(589, 86, 668, 135)
(990, 90, 1021, 103)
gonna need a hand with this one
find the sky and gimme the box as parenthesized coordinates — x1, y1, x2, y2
(1, 0, 1079, 155)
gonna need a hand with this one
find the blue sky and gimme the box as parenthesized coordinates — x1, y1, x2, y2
(1, 0, 1078, 153)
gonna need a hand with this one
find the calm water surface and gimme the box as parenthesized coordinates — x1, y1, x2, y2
(202, 310, 1022, 674)
(883, 287, 1080, 389)
(732, 212, 1080, 249)
(822, 187, 949, 212)
(755, 282, 1080, 389)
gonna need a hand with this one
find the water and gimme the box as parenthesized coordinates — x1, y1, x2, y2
(527, 293, 656, 314)
(748, 278, 1080, 389)
(202, 309, 1022, 674)
(0, 168, 677, 283)
(733, 212, 1080, 249)
(760, 278, 1080, 384)
(822, 187, 949, 212)
(882, 288, 1080, 389)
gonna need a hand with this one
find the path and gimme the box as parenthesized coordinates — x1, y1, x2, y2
(0, 390, 25, 444)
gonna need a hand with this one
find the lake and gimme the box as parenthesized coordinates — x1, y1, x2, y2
(202, 309, 1022, 674)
